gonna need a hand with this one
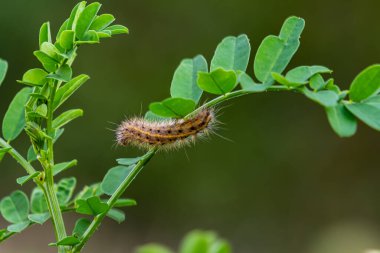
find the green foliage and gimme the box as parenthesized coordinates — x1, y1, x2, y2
(0, 59, 8, 86)
(149, 98, 196, 118)
(106, 208, 126, 223)
(134, 230, 231, 253)
(72, 218, 91, 238)
(53, 160, 78, 176)
(254, 16, 305, 84)
(16, 172, 40, 186)
(170, 55, 207, 104)
(39, 22, 52, 47)
(75, 196, 108, 215)
(52, 109, 83, 129)
(51, 236, 80, 246)
(136, 244, 174, 253)
(53, 74, 89, 110)
(0, 191, 29, 224)
(101, 165, 133, 195)
(272, 65, 332, 87)
(345, 95, 380, 130)
(198, 69, 237, 95)
(210, 34, 250, 72)
(325, 104, 357, 137)
(19, 68, 48, 86)
(0, 1, 129, 250)
(2, 88, 32, 141)
(349, 65, 380, 102)
(30, 188, 49, 214)
(56, 177, 77, 206)
(28, 213, 50, 225)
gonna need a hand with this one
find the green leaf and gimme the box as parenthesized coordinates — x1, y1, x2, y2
(149, 98, 196, 118)
(310, 74, 326, 91)
(170, 55, 208, 104)
(76, 196, 108, 215)
(53, 160, 77, 176)
(77, 30, 100, 44)
(35, 104, 48, 118)
(47, 64, 72, 82)
(53, 74, 90, 110)
(345, 96, 380, 131)
(56, 19, 69, 41)
(28, 213, 50, 225)
(285, 65, 331, 86)
(75, 2, 101, 39)
(16, 172, 40, 186)
(40, 42, 64, 61)
(60, 30, 75, 50)
(90, 14, 115, 31)
(209, 240, 231, 253)
(198, 68, 237, 95)
(254, 16, 305, 84)
(117, 157, 143, 166)
(0, 59, 8, 86)
(31, 188, 48, 213)
(39, 22, 51, 47)
(27, 145, 37, 162)
(144, 111, 166, 121)
(271, 72, 295, 86)
(101, 165, 133, 196)
(57, 177, 77, 206)
(239, 72, 270, 92)
(53, 128, 65, 143)
(0, 229, 9, 240)
(52, 109, 83, 129)
(0, 191, 29, 223)
(7, 221, 30, 233)
(33, 51, 58, 72)
(106, 25, 129, 35)
(113, 198, 137, 207)
(19, 68, 48, 86)
(2, 87, 32, 141)
(325, 78, 340, 94)
(51, 236, 80, 246)
(302, 88, 339, 107)
(326, 104, 357, 137)
(67, 1, 87, 30)
(97, 30, 112, 38)
(27, 104, 47, 119)
(135, 244, 174, 253)
(106, 208, 125, 223)
(179, 230, 217, 253)
(75, 183, 103, 201)
(210, 34, 250, 72)
(349, 64, 380, 102)
(272, 66, 331, 87)
(73, 218, 91, 238)
(76, 184, 103, 200)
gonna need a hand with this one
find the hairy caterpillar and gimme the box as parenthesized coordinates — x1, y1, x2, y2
(116, 108, 215, 150)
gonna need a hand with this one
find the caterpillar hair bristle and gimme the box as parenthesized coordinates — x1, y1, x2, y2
(116, 108, 216, 150)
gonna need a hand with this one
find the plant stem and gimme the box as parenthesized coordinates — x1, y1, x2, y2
(72, 148, 157, 252)
(0, 138, 37, 176)
(40, 48, 78, 252)
(43, 81, 67, 253)
(186, 85, 293, 118)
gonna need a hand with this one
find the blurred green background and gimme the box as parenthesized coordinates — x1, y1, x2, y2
(1, 0, 380, 252)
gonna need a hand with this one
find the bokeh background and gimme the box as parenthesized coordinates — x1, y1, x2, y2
(1, 0, 380, 252)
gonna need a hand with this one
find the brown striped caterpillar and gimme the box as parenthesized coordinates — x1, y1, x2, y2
(116, 108, 215, 150)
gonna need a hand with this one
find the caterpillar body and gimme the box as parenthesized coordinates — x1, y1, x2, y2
(116, 108, 215, 150)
